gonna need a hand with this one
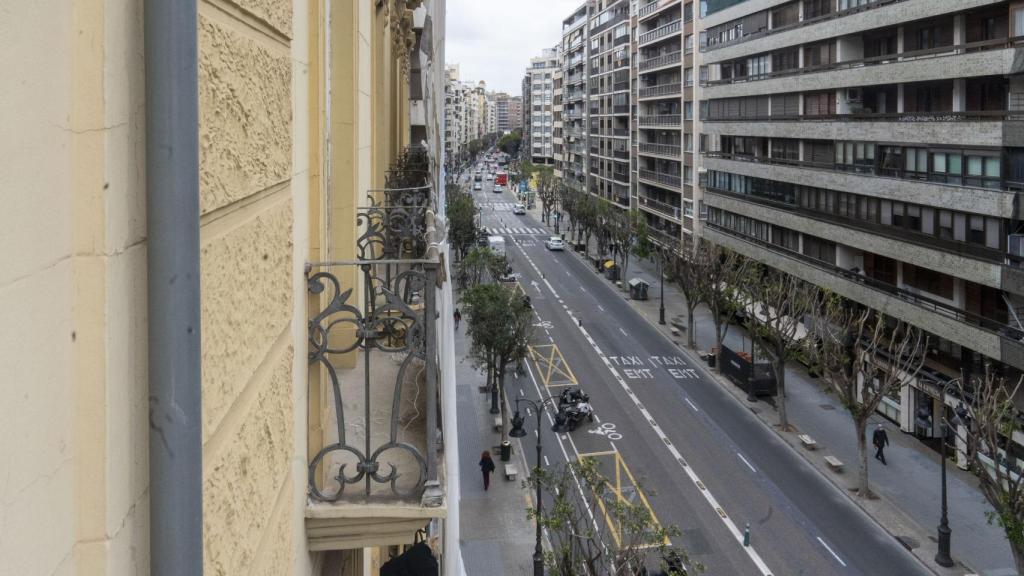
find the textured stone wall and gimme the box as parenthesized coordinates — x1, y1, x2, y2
(197, 0, 297, 574)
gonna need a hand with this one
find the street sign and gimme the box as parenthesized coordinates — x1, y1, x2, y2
(519, 180, 527, 192)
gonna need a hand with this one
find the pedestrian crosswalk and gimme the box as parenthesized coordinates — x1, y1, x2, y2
(481, 226, 547, 235)
(486, 202, 518, 211)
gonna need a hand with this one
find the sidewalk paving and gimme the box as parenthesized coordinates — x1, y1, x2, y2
(516, 203, 1016, 576)
(454, 293, 540, 576)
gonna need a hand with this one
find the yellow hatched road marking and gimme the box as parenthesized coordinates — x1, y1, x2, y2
(577, 450, 670, 549)
(528, 344, 578, 388)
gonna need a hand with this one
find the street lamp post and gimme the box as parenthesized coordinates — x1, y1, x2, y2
(658, 248, 666, 325)
(510, 395, 560, 576)
(935, 382, 966, 567)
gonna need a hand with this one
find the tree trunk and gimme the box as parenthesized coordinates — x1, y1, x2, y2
(498, 364, 509, 444)
(856, 418, 871, 498)
(1012, 544, 1024, 576)
(713, 307, 724, 373)
(686, 302, 696, 349)
(775, 355, 788, 430)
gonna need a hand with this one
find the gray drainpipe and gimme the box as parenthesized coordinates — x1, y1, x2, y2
(145, 1, 203, 574)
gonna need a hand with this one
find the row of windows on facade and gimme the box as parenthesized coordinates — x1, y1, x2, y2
(714, 136, 1012, 190)
(712, 8, 1012, 83)
(706, 170, 1005, 252)
(706, 207, 1006, 320)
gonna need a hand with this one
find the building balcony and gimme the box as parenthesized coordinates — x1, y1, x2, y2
(637, 114, 681, 127)
(702, 38, 1023, 100)
(647, 226, 682, 250)
(638, 194, 683, 222)
(639, 83, 682, 99)
(639, 20, 681, 47)
(639, 168, 682, 190)
(703, 222, 1024, 372)
(306, 149, 447, 550)
(639, 142, 682, 159)
(702, 152, 1019, 219)
(638, 0, 681, 21)
(639, 51, 682, 73)
(700, 112, 1023, 148)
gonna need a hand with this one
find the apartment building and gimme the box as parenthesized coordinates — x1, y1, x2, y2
(523, 47, 561, 164)
(636, 0, 699, 246)
(445, 65, 466, 165)
(697, 0, 1024, 450)
(509, 95, 524, 131)
(560, 3, 591, 192)
(4, 1, 460, 575)
(587, 0, 633, 207)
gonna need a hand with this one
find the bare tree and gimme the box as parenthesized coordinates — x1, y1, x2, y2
(743, 266, 820, 430)
(954, 368, 1024, 571)
(810, 294, 927, 497)
(665, 237, 706, 349)
(697, 243, 749, 371)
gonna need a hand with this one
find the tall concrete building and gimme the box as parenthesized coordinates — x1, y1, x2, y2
(493, 92, 523, 133)
(637, 0, 699, 246)
(3, 0, 460, 574)
(697, 0, 1024, 443)
(509, 95, 524, 131)
(523, 47, 561, 164)
(586, 0, 632, 207)
(560, 3, 590, 192)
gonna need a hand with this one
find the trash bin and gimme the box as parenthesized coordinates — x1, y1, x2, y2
(604, 261, 619, 282)
(707, 353, 717, 369)
(628, 278, 649, 300)
(500, 440, 512, 462)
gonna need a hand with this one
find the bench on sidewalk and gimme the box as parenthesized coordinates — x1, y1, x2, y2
(824, 455, 843, 472)
(504, 464, 518, 481)
(493, 416, 502, 432)
(798, 434, 817, 450)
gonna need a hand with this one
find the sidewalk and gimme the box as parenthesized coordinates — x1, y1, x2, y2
(527, 213, 1013, 576)
(454, 296, 539, 576)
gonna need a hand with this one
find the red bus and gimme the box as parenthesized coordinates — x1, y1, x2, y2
(495, 172, 508, 186)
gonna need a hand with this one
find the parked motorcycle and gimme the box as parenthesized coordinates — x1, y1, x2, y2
(553, 387, 595, 432)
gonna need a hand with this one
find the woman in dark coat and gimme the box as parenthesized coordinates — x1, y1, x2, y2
(479, 450, 496, 490)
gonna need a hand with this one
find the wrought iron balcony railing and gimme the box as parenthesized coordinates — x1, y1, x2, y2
(306, 146, 443, 507)
(639, 83, 682, 99)
(639, 168, 682, 190)
(638, 114, 681, 127)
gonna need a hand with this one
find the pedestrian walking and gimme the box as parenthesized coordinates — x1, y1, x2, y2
(873, 423, 889, 465)
(453, 308, 462, 330)
(479, 450, 495, 491)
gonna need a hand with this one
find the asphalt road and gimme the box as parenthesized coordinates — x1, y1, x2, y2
(461, 164, 929, 576)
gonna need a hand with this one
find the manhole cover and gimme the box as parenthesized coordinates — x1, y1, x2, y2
(820, 404, 836, 410)
(896, 536, 920, 551)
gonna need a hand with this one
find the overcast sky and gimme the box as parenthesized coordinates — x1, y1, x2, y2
(445, 0, 583, 94)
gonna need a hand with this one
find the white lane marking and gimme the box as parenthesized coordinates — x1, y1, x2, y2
(544, 455, 550, 466)
(685, 398, 699, 412)
(515, 241, 775, 576)
(520, 388, 525, 396)
(737, 453, 757, 474)
(593, 413, 601, 424)
(619, 328, 628, 337)
(817, 537, 847, 567)
(580, 287, 587, 293)
(597, 305, 605, 312)
(533, 429, 538, 437)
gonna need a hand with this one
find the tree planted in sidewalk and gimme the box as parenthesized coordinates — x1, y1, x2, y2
(742, 266, 820, 431)
(526, 457, 697, 575)
(607, 209, 641, 290)
(536, 166, 556, 222)
(696, 243, 749, 369)
(808, 295, 927, 498)
(462, 283, 534, 443)
(953, 368, 1024, 571)
(445, 186, 478, 261)
(666, 236, 705, 350)
(458, 246, 506, 288)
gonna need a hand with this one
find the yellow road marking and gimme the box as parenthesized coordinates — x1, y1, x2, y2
(578, 450, 671, 549)
(528, 344, 578, 388)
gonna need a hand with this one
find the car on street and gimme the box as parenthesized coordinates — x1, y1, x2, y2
(544, 236, 564, 251)
(513, 203, 526, 214)
(493, 184, 503, 192)
(485, 173, 493, 180)
(473, 183, 481, 190)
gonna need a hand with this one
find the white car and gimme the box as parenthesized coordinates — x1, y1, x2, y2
(513, 203, 526, 215)
(545, 236, 564, 251)
(473, 183, 482, 190)
(486, 173, 493, 180)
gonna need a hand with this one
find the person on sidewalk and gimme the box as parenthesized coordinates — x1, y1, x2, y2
(453, 308, 461, 330)
(479, 450, 496, 491)
(873, 423, 890, 465)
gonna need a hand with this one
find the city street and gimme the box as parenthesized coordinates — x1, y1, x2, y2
(459, 166, 931, 575)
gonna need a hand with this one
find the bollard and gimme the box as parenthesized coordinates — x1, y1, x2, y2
(743, 523, 750, 547)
